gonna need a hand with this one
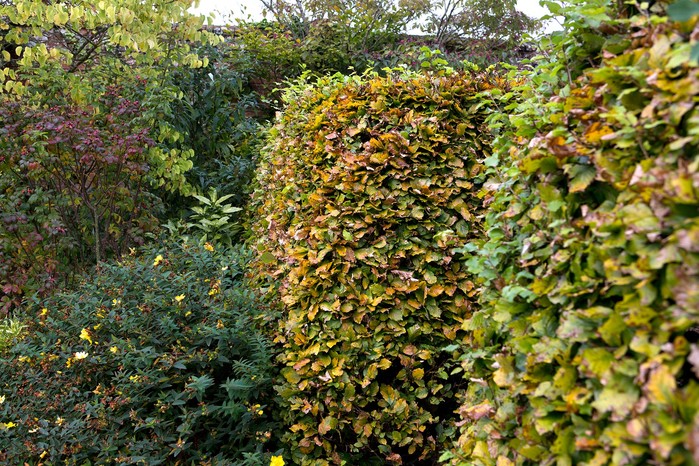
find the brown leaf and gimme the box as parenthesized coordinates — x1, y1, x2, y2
(459, 400, 494, 420)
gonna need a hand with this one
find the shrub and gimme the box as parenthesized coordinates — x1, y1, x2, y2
(445, 3, 699, 465)
(0, 85, 161, 312)
(229, 21, 305, 107)
(0, 240, 283, 464)
(251, 68, 508, 464)
(165, 42, 259, 193)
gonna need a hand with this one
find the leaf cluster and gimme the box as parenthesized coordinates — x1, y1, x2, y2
(0, 83, 162, 312)
(251, 68, 511, 464)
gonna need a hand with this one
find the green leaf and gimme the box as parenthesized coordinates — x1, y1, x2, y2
(567, 164, 596, 193)
(667, 0, 699, 22)
(259, 252, 276, 264)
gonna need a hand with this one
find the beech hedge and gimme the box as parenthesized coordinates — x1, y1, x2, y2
(446, 3, 699, 465)
(251, 68, 508, 465)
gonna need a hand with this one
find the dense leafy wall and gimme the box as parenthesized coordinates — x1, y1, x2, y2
(252, 69, 507, 464)
(446, 3, 699, 465)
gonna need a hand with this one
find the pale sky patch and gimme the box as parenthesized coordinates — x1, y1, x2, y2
(190, 0, 559, 33)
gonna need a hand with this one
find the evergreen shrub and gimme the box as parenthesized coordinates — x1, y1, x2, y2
(0, 240, 282, 465)
(252, 68, 508, 464)
(447, 3, 699, 465)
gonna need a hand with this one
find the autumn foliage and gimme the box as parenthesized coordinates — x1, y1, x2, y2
(251, 69, 509, 464)
(445, 5, 699, 465)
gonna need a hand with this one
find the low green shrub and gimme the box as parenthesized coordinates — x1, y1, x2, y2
(0, 240, 283, 464)
(251, 68, 509, 464)
(446, 3, 699, 465)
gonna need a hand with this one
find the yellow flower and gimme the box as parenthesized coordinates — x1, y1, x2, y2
(109, 346, 118, 354)
(153, 254, 163, 266)
(204, 242, 214, 252)
(208, 279, 221, 296)
(55, 416, 64, 426)
(270, 455, 285, 466)
(0, 395, 5, 404)
(40, 308, 48, 316)
(39, 451, 48, 459)
(112, 298, 121, 306)
(0, 421, 17, 429)
(174, 294, 185, 303)
(79, 328, 93, 344)
(74, 351, 89, 360)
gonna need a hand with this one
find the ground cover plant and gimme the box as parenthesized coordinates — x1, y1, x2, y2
(0, 240, 282, 464)
(251, 64, 512, 464)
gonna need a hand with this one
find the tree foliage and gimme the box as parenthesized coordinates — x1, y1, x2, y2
(0, 83, 161, 313)
(419, 0, 539, 49)
(0, 0, 218, 93)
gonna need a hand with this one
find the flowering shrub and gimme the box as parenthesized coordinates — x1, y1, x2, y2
(0, 240, 283, 464)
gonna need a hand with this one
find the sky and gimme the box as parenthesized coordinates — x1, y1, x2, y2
(189, 0, 556, 30)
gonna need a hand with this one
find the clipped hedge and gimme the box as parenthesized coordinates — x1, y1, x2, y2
(251, 69, 507, 464)
(447, 5, 699, 466)
(0, 240, 281, 465)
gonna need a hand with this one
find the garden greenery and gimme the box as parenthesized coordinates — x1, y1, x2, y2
(0, 240, 282, 464)
(445, 1, 699, 464)
(1, 0, 699, 464)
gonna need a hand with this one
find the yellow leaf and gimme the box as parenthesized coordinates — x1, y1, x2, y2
(497, 457, 514, 466)
(584, 122, 614, 144)
(646, 364, 676, 405)
(493, 366, 509, 387)
(377, 358, 391, 369)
